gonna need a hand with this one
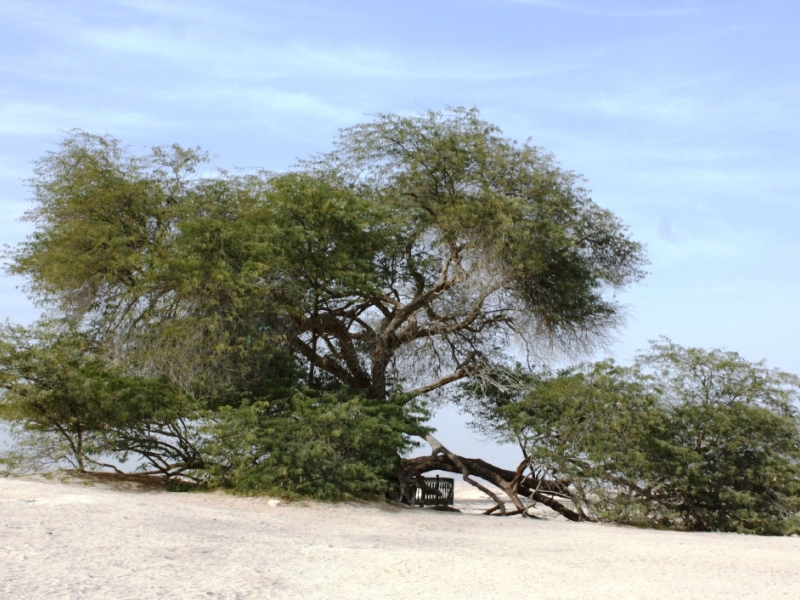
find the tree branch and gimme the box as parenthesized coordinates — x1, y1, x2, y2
(406, 365, 472, 397)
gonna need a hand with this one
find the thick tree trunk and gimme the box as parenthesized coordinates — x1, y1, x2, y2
(400, 436, 587, 522)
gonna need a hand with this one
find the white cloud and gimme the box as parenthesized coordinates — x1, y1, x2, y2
(176, 87, 362, 124)
(0, 0, 590, 85)
(114, 0, 233, 23)
(0, 103, 158, 137)
(499, 0, 699, 18)
(0, 86, 362, 138)
(73, 25, 582, 84)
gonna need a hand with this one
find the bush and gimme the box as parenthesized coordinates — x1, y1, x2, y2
(201, 389, 428, 500)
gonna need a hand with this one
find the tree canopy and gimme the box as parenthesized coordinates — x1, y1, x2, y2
(8, 108, 646, 404)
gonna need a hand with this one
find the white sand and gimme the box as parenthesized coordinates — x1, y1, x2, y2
(1, 476, 798, 599)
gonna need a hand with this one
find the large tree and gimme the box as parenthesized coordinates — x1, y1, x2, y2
(4, 108, 647, 500)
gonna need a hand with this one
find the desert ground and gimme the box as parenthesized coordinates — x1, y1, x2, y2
(1, 475, 798, 599)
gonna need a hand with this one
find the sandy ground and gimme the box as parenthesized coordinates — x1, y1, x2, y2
(1, 475, 798, 599)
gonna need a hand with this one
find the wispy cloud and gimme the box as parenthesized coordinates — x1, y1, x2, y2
(115, 0, 234, 23)
(171, 87, 362, 124)
(530, 69, 800, 132)
(73, 27, 581, 83)
(0, 103, 159, 137)
(0, 89, 362, 139)
(500, 0, 699, 18)
(3, 0, 590, 85)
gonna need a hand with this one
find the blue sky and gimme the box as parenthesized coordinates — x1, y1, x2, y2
(2, 0, 798, 464)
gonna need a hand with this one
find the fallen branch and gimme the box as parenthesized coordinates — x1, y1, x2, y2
(401, 439, 588, 522)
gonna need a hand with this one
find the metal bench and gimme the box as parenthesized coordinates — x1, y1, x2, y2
(413, 475, 454, 507)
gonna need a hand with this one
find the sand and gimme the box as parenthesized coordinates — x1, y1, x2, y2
(1, 475, 798, 599)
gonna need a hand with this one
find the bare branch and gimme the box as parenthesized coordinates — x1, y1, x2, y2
(406, 365, 472, 397)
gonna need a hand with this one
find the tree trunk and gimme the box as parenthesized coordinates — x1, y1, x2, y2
(400, 437, 587, 522)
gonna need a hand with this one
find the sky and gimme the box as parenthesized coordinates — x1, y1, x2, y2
(1, 0, 799, 466)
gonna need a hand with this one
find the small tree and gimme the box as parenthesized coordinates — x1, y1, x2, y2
(0, 320, 197, 474)
(472, 340, 800, 534)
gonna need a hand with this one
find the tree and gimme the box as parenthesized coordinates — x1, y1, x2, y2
(0, 320, 198, 475)
(2, 108, 647, 500)
(470, 340, 800, 534)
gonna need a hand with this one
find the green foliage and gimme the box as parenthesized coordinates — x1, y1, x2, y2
(0, 320, 194, 472)
(202, 390, 429, 500)
(325, 108, 647, 349)
(2, 109, 648, 500)
(475, 341, 800, 534)
(8, 111, 646, 403)
(640, 340, 800, 534)
(5, 112, 796, 525)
